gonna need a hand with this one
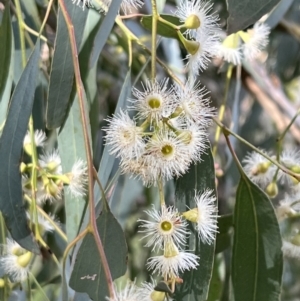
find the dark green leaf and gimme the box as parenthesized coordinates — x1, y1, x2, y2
(0, 3, 12, 102)
(226, 0, 280, 34)
(174, 146, 217, 301)
(89, 0, 122, 68)
(232, 176, 283, 301)
(0, 41, 40, 253)
(69, 210, 127, 301)
(141, 14, 183, 41)
(215, 214, 233, 254)
(46, 1, 88, 129)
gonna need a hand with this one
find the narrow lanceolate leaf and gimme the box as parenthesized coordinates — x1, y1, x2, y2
(46, 1, 88, 129)
(89, 0, 122, 68)
(0, 41, 40, 253)
(58, 95, 87, 242)
(69, 210, 128, 301)
(215, 214, 233, 254)
(232, 176, 283, 301)
(226, 0, 280, 34)
(141, 14, 184, 41)
(174, 146, 217, 301)
(0, 3, 12, 102)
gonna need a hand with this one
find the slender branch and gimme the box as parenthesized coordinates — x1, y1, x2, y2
(29, 273, 51, 301)
(213, 117, 300, 182)
(151, 0, 158, 80)
(213, 64, 233, 157)
(58, 1, 114, 298)
(158, 178, 165, 206)
(14, 0, 26, 66)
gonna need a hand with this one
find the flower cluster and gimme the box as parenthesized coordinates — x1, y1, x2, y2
(22, 130, 88, 204)
(105, 78, 214, 186)
(216, 22, 270, 65)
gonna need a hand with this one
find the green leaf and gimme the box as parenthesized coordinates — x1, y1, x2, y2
(46, 1, 88, 129)
(215, 215, 233, 254)
(232, 176, 283, 301)
(174, 146, 217, 301)
(58, 95, 87, 242)
(141, 14, 183, 41)
(0, 3, 12, 103)
(89, 0, 122, 68)
(0, 41, 40, 253)
(226, 0, 280, 34)
(69, 210, 128, 301)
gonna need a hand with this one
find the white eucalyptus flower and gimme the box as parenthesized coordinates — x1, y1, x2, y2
(0, 239, 32, 282)
(175, 0, 219, 38)
(174, 78, 215, 127)
(183, 189, 218, 244)
(138, 204, 188, 251)
(67, 159, 88, 197)
(282, 240, 300, 259)
(129, 78, 176, 124)
(105, 110, 145, 159)
(106, 280, 139, 301)
(242, 150, 276, 187)
(39, 149, 62, 174)
(147, 241, 199, 278)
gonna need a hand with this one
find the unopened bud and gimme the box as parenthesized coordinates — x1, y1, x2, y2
(256, 162, 271, 174)
(150, 291, 166, 301)
(222, 33, 240, 49)
(178, 32, 199, 55)
(291, 165, 300, 174)
(164, 241, 179, 258)
(184, 14, 200, 29)
(0, 278, 5, 288)
(46, 180, 60, 197)
(24, 143, 32, 156)
(17, 251, 32, 268)
(265, 182, 278, 198)
(238, 30, 250, 44)
(20, 162, 27, 173)
(182, 208, 198, 223)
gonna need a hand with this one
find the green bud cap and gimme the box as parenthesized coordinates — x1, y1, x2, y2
(184, 14, 200, 29)
(256, 162, 271, 174)
(265, 182, 278, 198)
(291, 165, 300, 173)
(17, 251, 32, 268)
(20, 162, 27, 173)
(150, 291, 166, 301)
(182, 208, 198, 223)
(222, 33, 240, 49)
(237, 30, 250, 44)
(0, 278, 5, 288)
(291, 234, 300, 246)
(24, 144, 32, 156)
(178, 31, 199, 55)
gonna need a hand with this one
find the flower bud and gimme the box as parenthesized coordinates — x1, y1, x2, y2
(16, 251, 32, 268)
(0, 278, 5, 288)
(182, 208, 198, 223)
(291, 165, 300, 174)
(178, 32, 200, 55)
(237, 30, 250, 43)
(265, 182, 278, 198)
(24, 143, 33, 156)
(150, 291, 166, 301)
(222, 33, 240, 49)
(164, 241, 179, 258)
(184, 14, 200, 29)
(20, 162, 27, 173)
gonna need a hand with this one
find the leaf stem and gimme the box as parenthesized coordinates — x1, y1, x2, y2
(29, 273, 51, 301)
(158, 178, 165, 206)
(58, 0, 114, 298)
(151, 0, 158, 80)
(213, 64, 233, 157)
(14, 0, 26, 66)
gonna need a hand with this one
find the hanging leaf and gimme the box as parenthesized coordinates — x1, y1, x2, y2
(232, 176, 283, 301)
(69, 210, 128, 301)
(215, 214, 233, 254)
(0, 41, 40, 253)
(141, 14, 184, 41)
(174, 146, 217, 301)
(46, 1, 88, 129)
(58, 94, 87, 243)
(0, 3, 12, 103)
(226, 0, 280, 34)
(89, 0, 122, 68)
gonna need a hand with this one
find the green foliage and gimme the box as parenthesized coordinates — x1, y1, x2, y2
(175, 146, 216, 301)
(141, 14, 184, 41)
(46, 2, 88, 129)
(0, 41, 40, 253)
(69, 210, 128, 301)
(226, 0, 280, 33)
(232, 176, 283, 301)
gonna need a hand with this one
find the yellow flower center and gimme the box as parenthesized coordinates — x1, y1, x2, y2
(148, 97, 161, 109)
(161, 144, 174, 159)
(161, 220, 173, 232)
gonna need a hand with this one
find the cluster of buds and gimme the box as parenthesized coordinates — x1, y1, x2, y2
(22, 130, 88, 204)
